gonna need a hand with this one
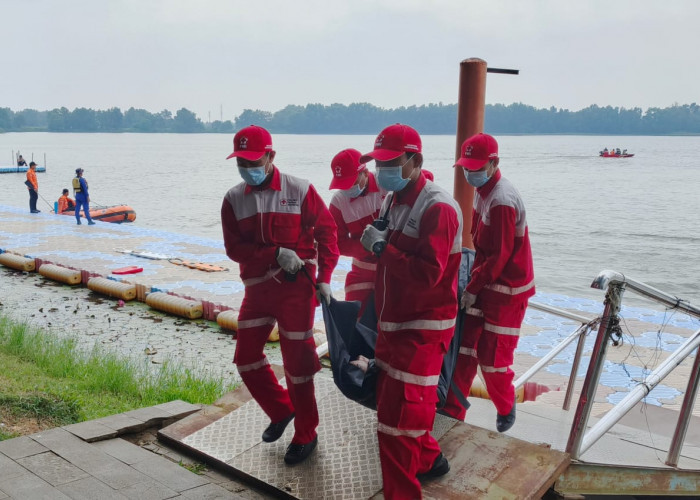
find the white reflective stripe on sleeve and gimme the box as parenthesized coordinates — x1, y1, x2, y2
(286, 372, 315, 384)
(379, 317, 455, 332)
(351, 258, 377, 271)
(466, 307, 483, 317)
(279, 328, 314, 340)
(242, 268, 283, 287)
(237, 358, 270, 373)
(345, 282, 374, 294)
(484, 279, 535, 296)
(377, 422, 427, 438)
(480, 365, 508, 373)
(459, 347, 477, 357)
(484, 323, 521, 336)
(375, 359, 440, 386)
(237, 316, 276, 329)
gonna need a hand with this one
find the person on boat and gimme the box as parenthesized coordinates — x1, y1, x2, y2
(17, 154, 27, 167)
(221, 125, 338, 466)
(73, 168, 95, 225)
(615, 148, 621, 155)
(442, 133, 535, 434)
(57, 188, 75, 214)
(356, 123, 462, 499)
(26, 162, 39, 213)
(328, 148, 387, 316)
(623, 149, 627, 155)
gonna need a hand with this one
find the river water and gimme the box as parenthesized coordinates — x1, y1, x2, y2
(3, 132, 699, 307)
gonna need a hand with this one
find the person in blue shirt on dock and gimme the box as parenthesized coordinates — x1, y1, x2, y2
(73, 168, 95, 225)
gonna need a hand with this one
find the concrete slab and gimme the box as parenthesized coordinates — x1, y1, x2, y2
(93, 413, 150, 434)
(0, 436, 48, 460)
(56, 476, 129, 500)
(180, 483, 246, 499)
(0, 452, 31, 482)
(0, 473, 71, 500)
(93, 438, 159, 466)
(116, 479, 180, 500)
(153, 400, 202, 419)
(16, 451, 90, 486)
(62, 420, 119, 442)
(130, 453, 210, 492)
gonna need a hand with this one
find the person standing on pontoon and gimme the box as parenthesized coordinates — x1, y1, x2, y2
(73, 168, 95, 225)
(17, 154, 27, 167)
(26, 162, 39, 213)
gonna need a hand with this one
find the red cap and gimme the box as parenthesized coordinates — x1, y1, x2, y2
(226, 125, 273, 161)
(455, 133, 499, 171)
(329, 149, 366, 190)
(360, 123, 422, 162)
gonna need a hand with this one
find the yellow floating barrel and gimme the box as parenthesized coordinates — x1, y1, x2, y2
(39, 264, 81, 285)
(216, 309, 280, 342)
(0, 253, 35, 272)
(87, 277, 137, 301)
(146, 292, 203, 319)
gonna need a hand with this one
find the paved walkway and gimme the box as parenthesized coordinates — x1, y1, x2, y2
(0, 401, 253, 500)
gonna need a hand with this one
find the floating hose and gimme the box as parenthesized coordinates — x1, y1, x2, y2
(0, 253, 36, 272)
(87, 277, 136, 301)
(39, 264, 81, 285)
(146, 292, 203, 319)
(216, 309, 281, 342)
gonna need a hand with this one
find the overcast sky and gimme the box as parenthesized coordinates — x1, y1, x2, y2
(3, 0, 699, 121)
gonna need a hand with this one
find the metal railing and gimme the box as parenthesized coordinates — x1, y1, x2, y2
(514, 302, 599, 410)
(565, 270, 700, 465)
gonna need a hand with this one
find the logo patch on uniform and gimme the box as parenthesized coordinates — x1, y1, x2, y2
(407, 218, 417, 230)
(334, 165, 343, 177)
(280, 198, 299, 207)
(239, 136, 248, 150)
(464, 145, 473, 157)
(375, 134, 384, 147)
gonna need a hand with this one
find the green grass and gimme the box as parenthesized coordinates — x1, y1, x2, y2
(0, 314, 237, 440)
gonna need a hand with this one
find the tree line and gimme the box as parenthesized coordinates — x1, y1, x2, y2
(1, 102, 699, 135)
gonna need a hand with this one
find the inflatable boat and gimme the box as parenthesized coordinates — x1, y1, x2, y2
(599, 151, 634, 158)
(0, 165, 46, 173)
(61, 204, 136, 223)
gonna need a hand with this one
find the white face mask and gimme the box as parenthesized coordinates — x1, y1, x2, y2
(342, 183, 363, 198)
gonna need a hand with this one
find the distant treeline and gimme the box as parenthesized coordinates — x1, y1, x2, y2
(2, 102, 699, 135)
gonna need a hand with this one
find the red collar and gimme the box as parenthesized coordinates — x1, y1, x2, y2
(476, 168, 501, 197)
(395, 170, 427, 206)
(244, 165, 281, 194)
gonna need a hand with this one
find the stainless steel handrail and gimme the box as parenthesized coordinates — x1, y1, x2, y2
(516, 302, 599, 410)
(567, 270, 700, 463)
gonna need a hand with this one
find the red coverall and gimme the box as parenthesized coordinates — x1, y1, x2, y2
(373, 172, 462, 499)
(221, 166, 339, 445)
(329, 172, 386, 309)
(443, 169, 535, 420)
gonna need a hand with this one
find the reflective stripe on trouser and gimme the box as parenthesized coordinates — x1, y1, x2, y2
(344, 265, 375, 310)
(375, 327, 451, 499)
(234, 273, 321, 444)
(443, 299, 528, 419)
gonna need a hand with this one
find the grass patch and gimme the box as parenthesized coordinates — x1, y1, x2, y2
(0, 314, 237, 440)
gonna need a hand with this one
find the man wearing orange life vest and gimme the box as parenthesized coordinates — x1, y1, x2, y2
(221, 125, 339, 465)
(328, 148, 387, 313)
(443, 133, 535, 433)
(26, 162, 39, 213)
(358, 124, 462, 499)
(57, 189, 75, 214)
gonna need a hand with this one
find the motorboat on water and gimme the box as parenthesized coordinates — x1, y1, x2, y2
(59, 204, 136, 223)
(599, 149, 634, 158)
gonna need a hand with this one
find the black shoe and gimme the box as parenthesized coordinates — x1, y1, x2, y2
(417, 453, 450, 481)
(76, 221, 81, 225)
(88, 221, 96, 225)
(30, 210, 40, 213)
(496, 397, 517, 433)
(284, 436, 317, 465)
(262, 413, 294, 443)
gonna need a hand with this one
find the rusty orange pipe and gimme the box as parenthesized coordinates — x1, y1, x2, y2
(453, 58, 487, 249)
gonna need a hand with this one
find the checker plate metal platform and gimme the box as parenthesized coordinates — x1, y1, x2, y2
(160, 373, 569, 499)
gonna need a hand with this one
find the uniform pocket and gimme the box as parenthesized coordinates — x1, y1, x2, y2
(493, 335, 519, 368)
(397, 384, 438, 430)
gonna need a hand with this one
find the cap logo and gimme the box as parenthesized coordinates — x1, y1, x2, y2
(238, 136, 248, 150)
(334, 165, 343, 177)
(464, 145, 474, 157)
(375, 134, 384, 148)
(405, 143, 418, 151)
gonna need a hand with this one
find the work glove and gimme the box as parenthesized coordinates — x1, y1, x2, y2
(276, 247, 304, 274)
(460, 290, 477, 310)
(316, 282, 332, 305)
(360, 224, 389, 254)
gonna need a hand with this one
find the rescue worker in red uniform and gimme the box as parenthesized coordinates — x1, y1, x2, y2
(221, 125, 339, 465)
(443, 133, 535, 433)
(328, 148, 387, 313)
(358, 124, 463, 499)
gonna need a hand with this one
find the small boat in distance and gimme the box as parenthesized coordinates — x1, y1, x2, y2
(600, 148, 634, 158)
(0, 165, 46, 173)
(60, 204, 136, 223)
